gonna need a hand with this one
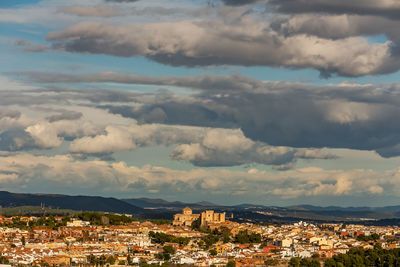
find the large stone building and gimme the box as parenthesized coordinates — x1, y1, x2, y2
(173, 207, 200, 226)
(173, 207, 225, 227)
(200, 210, 225, 227)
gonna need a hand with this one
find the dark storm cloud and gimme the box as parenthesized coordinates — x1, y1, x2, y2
(269, 0, 400, 19)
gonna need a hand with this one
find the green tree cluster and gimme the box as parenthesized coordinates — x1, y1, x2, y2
(264, 258, 279, 266)
(149, 231, 190, 246)
(0, 254, 9, 264)
(155, 245, 176, 261)
(234, 230, 262, 244)
(289, 257, 320, 267)
(86, 254, 115, 266)
(356, 233, 379, 242)
(75, 212, 133, 225)
(321, 245, 400, 266)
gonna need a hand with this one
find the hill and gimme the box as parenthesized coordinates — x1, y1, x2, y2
(0, 191, 143, 214)
(122, 197, 219, 209)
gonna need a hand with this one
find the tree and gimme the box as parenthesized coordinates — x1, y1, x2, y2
(163, 253, 171, 261)
(264, 258, 279, 266)
(226, 261, 236, 267)
(209, 249, 217, 256)
(235, 230, 250, 244)
(309, 259, 321, 267)
(324, 258, 336, 267)
(163, 245, 175, 255)
(0, 255, 9, 264)
(106, 256, 115, 265)
(87, 254, 96, 265)
(311, 253, 320, 259)
(288, 257, 300, 267)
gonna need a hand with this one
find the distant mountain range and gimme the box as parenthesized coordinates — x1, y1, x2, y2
(1, 191, 400, 225)
(120, 198, 400, 223)
(121, 197, 218, 209)
(0, 191, 143, 214)
(288, 204, 400, 213)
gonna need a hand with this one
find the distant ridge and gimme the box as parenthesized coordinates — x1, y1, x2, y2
(195, 201, 218, 206)
(0, 191, 143, 214)
(122, 198, 219, 209)
(120, 197, 400, 223)
(2, 191, 400, 224)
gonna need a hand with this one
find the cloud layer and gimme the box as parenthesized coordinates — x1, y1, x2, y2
(45, 19, 395, 77)
(16, 71, 400, 158)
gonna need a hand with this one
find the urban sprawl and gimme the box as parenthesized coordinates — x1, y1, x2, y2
(0, 207, 399, 266)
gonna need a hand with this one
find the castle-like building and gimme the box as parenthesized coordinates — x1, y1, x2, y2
(173, 207, 225, 227)
(172, 207, 200, 227)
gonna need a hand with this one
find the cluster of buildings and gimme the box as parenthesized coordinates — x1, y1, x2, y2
(173, 207, 226, 227)
(0, 208, 399, 266)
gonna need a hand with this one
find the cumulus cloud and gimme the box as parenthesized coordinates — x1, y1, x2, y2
(272, 14, 400, 45)
(26, 122, 64, 149)
(69, 124, 327, 169)
(270, 0, 400, 18)
(59, 5, 121, 17)
(69, 125, 138, 154)
(1, 119, 97, 151)
(170, 128, 334, 167)
(68, 124, 205, 154)
(0, 106, 99, 152)
(45, 18, 397, 77)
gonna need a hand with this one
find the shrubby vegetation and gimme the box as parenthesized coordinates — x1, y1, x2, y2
(324, 244, 400, 266)
(149, 219, 172, 225)
(289, 257, 320, 267)
(289, 244, 400, 267)
(149, 231, 190, 246)
(74, 212, 133, 225)
(234, 230, 262, 244)
(356, 233, 379, 242)
(0, 206, 74, 217)
(1, 211, 135, 230)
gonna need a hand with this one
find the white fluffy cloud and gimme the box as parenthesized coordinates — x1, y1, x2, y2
(170, 128, 334, 167)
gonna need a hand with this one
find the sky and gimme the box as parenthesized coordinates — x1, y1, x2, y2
(2, 0, 400, 206)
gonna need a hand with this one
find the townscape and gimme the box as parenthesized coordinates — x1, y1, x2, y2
(0, 207, 399, 266)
